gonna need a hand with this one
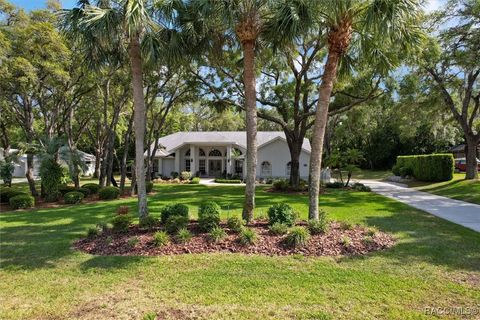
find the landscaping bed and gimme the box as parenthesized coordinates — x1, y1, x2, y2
(74, 220, 395, 257)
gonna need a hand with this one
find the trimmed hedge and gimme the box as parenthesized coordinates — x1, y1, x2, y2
(58, 185, 77, 195)
(395, 154, 454, 182)
(76, 187, 91, 197)
(268, 203, 296, 226)
(9, 194, 35, 209)
(1, 189, 26, 203)
(190, 177, 200, 184)
(98, 186, 120, 200)
(214, 179, 242, 184)
(64, 191, 84, 204)
(198, 201, 221, 232)
(81, 183, 101, 194)
(160, 203, 189, 224)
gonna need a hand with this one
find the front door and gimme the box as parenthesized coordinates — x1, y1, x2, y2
(208, 159, 222, 177)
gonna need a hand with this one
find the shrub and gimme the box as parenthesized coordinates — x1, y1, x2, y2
(58, 185, 77, 195)
(1, 189, 26, 203)
(86, 226, 99, 238)
(64, 191, 84, 204)
(180, 171, 192, 181)
(340, 221, 354, 230)
(127, 236, 140, 248)
(362, 236, 375, 246)
(170, 171, 179, 179)
(96, 222, 110, 232)
(272, 179, 289, 191)
(81, 183, 101, 194)
(39, 158, 63, 202)
(190, 177, 200, 184)
(308, 211, 329, 235)
(267, 203, 296, 226)
(395, 154, 454, 182)
(111, 214, 132, 233)
(351, 183, 371, 192)
(398, 166, 413, 178)
(76, 187, 91, 197)
(165, 215, 189, 234)
(340, 236, 352, 248)
(146, 181, 154, 193)
(116, 205, 129, 215)
(208, 226, 227, 243)
(326, 181, 344, 188)
(98, 186, 120, 200)
(45, 191, 62, 203)
(139, 215, 158, 229)
(152, 231, 169, 247)
(227, 216, 245, 233)
(9, 194, 35, 209)
(365, 226, 379, 237)
(284, 226, 310, 248)
(198, 201, 221, 231)
(214, 178, 242, 184)
(160, 203, 189, 224)
(392, 164, 401, 176)
(238, 228, 257, 246)
(176, 228, 192, 244)
(269, 222, 289, 235)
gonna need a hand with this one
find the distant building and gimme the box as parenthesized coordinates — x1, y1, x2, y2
(449, 143, 480, 159)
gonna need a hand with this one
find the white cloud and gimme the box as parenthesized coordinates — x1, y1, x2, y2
(424, 0, 441, 13)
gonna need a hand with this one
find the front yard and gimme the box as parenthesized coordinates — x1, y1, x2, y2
(1, 184, 479, 319)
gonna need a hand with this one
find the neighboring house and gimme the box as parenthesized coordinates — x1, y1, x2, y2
(0, 148, 96, 177)
(147, 131, 311, 179)
(449, 143, 480, 159)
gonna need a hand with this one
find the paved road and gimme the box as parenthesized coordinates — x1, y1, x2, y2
(361, 180, 480, 233)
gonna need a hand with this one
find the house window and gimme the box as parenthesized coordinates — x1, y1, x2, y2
(235, 160, 243, 175)
(185, 159, 191, 172)
(185, 149, 191, 157)
(199, 148, 205, 156)
(261, 161, 272, 176)
(199, 159, 206, 175)
(286, 162, 291, 176)
(209, 149, 222, 157)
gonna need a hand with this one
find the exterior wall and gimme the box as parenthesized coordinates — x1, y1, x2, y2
(257, 139, 310, 179)
(162, 158, 175, 176)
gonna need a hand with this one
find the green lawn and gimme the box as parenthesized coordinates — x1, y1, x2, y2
(1, 184, 479, 319)
(405, 173, 480, 205)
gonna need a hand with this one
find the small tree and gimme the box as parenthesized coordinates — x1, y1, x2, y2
(326, 148, 364, 187)
(0, 161, 14, 187)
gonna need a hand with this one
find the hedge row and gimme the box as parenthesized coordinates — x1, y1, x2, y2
(214, 179, 242, 184)
(395, 154, 454, 182)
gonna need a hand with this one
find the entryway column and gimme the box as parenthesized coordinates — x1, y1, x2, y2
(190, 145, 196, 175)
(226, 145, 232, 174)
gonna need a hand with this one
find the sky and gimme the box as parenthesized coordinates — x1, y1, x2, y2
(12, 0, 446, 11)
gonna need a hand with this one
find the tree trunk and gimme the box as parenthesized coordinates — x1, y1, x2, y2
(25, 152, 37, 196)
(308, 50, 340, 220)
(241, 40, 257, 222)
(465, 136, 479, 179)
(120, 112, 134, 194)
(129, 33, 149, 218)
(286, 135, 302, 189)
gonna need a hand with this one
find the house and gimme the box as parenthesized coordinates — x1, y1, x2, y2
(449, 143, 480, 159)
(0, 148, 96, 177)
(147, 131, 311, 179)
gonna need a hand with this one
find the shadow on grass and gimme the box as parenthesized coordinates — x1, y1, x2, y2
(1, 184, 479, 273)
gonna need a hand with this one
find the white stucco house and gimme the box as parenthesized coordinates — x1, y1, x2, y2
(0, 148, 96, 177)
(147, 131, 311, 179)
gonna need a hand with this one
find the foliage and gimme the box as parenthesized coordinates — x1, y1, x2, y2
(58, 185, 77, 195)
(214, 178, 242, 184)
(165, 215, 189, 234)
(139, 215, 158, 230)
(341, 236, 352, 248)
(40, 158, 64, 202)
(308, 210, 329, 234)
(180, 171, 192, 181)
(399, 166, 413, 178)
(190, 177, 200, 184)
(237, 228, 257, 246)
(198, 201, 221, 231)
(0, 161, 14, 186)
(146, 181, 154, 193)
(326, 182, 344, 189)
(98, 186, 120, 200)
(111, 215, 132, 233)
(340, 222, 354, 230)
(208, 226, 227, 243)
(351, 183, 371, 192)
(116, 206, 129, 215)
(267, 203, 296, 226)
(127, 236, 140, 248)
(269, 222, 289, 235)
(395, 154, 454, 182)
(9, 194, 35, 209)
(176, 228, 192, 244)
(171, 172, 179, 179)
(272, 179, 289, 191)
(152, 231, 170, 247)
(160, 203, 189, 224)
(64, 191, 84, 204)
(76, 187, 91, 197)
(226, 216, 245, 233)
(284, 227, 310, 249)
(81, 183, 101, 194)
(86, 226, 99, 238)
(1, 189, 26, 203)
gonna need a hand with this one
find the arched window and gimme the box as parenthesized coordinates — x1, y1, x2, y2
(199, 148, 205, 156)
(261, 161, 272, 176)
(209, 149, 222, 157)
(185, 149, 190, 157)
(286, 162, 291, 176)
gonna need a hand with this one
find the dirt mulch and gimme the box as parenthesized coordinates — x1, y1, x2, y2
(74, 221, 395, 257)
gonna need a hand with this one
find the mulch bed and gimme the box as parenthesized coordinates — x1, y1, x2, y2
(74, 221, 395, 257)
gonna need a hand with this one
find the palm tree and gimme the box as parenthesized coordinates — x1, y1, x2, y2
(188, 0, 310, 222)
(308, 0, 424, 220)
(62, 0, 179, 219)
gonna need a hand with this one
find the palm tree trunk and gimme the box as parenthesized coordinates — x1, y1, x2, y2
(241, 40, 257, 222)
(308, 50, 340, 220)
(129, 33, 148, 218)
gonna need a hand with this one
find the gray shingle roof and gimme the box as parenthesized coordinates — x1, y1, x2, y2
(150, 131, 311, 156)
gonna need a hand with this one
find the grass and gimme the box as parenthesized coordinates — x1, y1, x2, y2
(404, 173, 480, 205)
(1, 184, 479, 319)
